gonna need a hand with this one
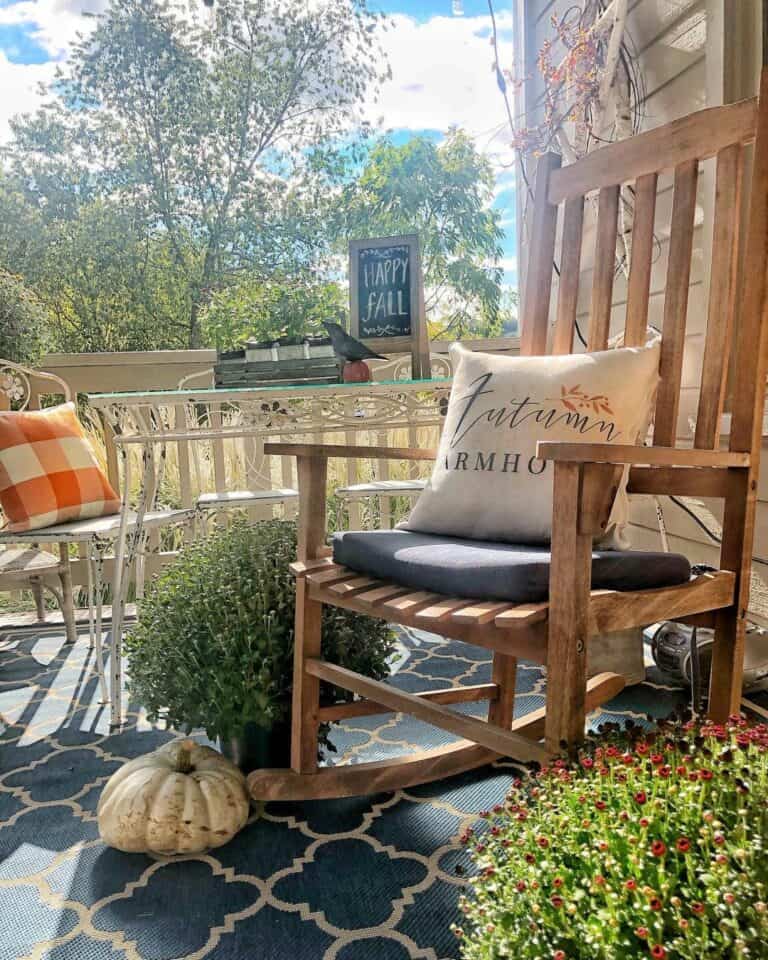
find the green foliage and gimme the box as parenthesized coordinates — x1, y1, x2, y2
(124, 519, 395, 744)
(0, 1, 516, 354)
(343, 130, 504, 339)
(201, 273, 346, 349)
(2, 0, 386, 348)
(0, 184, 196, 352)
(498, 288, 520, 338)
(459, 717, 768, 960)
(0, 269, 52, 364)
(52, 202, 192, 353)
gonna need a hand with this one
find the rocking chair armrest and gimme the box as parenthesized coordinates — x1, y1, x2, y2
(264, 442, 437, 462)
(536, 442, 750, 469)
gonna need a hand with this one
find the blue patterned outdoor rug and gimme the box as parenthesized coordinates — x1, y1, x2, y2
(0, 625, 693, 960)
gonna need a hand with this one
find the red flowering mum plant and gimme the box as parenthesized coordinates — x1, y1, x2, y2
(456, 716, 768, 959)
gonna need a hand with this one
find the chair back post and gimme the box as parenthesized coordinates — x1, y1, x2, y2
(708, 65, 768, 720)
(521, 152, 561, 356)
(295, 454, 328, 563)
(726, 67, 768, 460)
(0, 359, 72, 411)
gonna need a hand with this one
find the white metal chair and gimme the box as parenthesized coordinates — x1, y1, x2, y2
(334, 354, 452, 525)
(175, 367, 299, 528)
(0, 546, 77, 643)
(0, 359, 193, 703)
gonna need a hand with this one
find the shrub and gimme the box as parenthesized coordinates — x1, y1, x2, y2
(124, 519, 395, 746)
(0, 269, 52, 365)
(458, 717, 768, 960)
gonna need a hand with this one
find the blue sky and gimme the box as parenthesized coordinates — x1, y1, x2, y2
(374, 0, 497, 20)
(0, 21, 49, 62)
(0, 0, 517, 286)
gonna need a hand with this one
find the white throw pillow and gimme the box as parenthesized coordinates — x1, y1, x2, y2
(402, 341, 661, 546)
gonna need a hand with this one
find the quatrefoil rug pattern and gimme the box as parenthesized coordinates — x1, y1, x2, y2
(1, 626, 690, 960)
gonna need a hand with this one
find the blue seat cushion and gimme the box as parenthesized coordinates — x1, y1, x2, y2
(332, 530, 691, 604)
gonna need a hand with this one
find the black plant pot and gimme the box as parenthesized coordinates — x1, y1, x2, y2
(219, 721, 292, 774)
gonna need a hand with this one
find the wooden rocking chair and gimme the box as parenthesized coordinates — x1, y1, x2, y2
(248, 73, 768, 803)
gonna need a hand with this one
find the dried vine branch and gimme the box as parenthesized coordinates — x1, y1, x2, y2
(489, 0, 646, 300)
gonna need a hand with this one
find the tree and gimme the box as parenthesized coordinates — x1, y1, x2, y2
(0, 270, 52, 365)
(341, 130, 504, 339)
(201, 273, 345, 349)
(0, 182, 194, 353)
(3, 0, 386, 347)
(498, 287, 519, 338)
(40, 201, 195, 353)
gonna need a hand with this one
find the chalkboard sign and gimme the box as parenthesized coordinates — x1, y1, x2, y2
(357, 242, 412, 338)
(349, 234, 429, 378)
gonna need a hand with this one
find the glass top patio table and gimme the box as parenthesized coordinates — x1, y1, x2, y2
(87, 377, 451, 404)
(86, 376, 453, 445)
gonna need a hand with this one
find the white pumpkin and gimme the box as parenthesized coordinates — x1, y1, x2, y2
(98, 739, 250, 855)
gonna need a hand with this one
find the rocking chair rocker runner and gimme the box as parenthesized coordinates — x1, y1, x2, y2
(248, 73, 768, 803)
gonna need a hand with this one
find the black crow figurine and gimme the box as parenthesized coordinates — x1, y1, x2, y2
(322, 321, 387, 362)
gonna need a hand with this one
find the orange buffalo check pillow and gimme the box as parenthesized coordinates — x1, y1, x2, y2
(0, 402, 121, 532)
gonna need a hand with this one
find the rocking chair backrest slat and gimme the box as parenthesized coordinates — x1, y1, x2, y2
(652, 159, 699, 447)
(694, 144, 743, 450)
(552, 195, 584, 354)
(523, 88, 767, 456)
(547, 99, 758, 205)
(588, 184, 620, 351)
(624, 172, 658, 347)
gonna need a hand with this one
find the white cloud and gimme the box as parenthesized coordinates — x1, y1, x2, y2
(0, 0, 105, 142)
(368, 11, 515, 152)
(0, 52, 58, 143)
(492, 167, 516, 197)
(499, 255, 517, 273)
(0, 0, 105, 59)
(0, 3, 518, 167)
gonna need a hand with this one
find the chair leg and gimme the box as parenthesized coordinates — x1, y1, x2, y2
(57, 544, 78, 645)
(31, 578, 46, 622)
(88, 544, 109, 703)
(545, 463, 593, 756)
(291, 579, 323, 774)
(709, 468, 752, 722)
(709, 607, 746, 722)
(86, 546, 96, 650)
(488, 652, 517, 730)
(135, 533, 147, 600)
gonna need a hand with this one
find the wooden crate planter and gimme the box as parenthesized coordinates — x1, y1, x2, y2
(215, 338, 338, 388)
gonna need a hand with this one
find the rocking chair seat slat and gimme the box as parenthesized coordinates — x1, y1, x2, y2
(354, 584, 413, 606)
(332, 530, 692, 604)
(306, 563, 734, 641)
(327, 576, 382, 596)
(415, 598, 474, 621)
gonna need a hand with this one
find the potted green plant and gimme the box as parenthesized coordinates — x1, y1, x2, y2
(457, 716, 768, 959)
(124, 519, 395, 772)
